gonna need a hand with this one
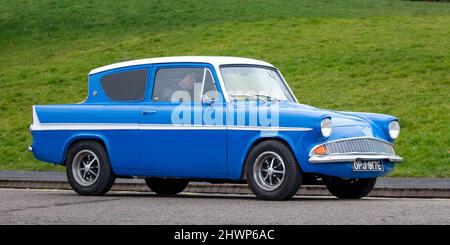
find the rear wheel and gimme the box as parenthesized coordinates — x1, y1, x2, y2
(145, 178, 189, 195)
(66, 141, 116, 196)
(325, 177, 376, 199)
(246, 140, 302, 201)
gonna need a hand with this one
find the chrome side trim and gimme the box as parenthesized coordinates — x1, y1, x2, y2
(309, 154, 403, 163)
(30, 123, 312, 132)
(228, 125, 312, 132)
(30, 123, 226, 131)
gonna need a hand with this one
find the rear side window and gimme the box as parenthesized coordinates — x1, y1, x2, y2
(101, 69, 148, 101)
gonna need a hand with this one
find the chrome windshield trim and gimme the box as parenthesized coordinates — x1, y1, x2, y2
(277, 68, 299, 103)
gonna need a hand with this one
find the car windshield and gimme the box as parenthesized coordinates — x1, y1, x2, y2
(220, 66, 295, 102)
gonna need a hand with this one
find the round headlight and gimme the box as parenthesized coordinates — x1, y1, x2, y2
(388, 121, 400, 139)
(320, 118, 332, 138)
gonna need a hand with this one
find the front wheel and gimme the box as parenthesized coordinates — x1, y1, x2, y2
(66, 141, 116, 196)
(325, 177, 376, 199)
(246, 140, 302, 201)
(145, 178, 189, 195)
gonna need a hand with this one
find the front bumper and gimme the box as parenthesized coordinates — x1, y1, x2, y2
(308, 137, 403, 164)
(309, 154, 403, 164)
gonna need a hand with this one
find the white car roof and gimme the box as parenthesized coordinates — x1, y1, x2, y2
(89, 56, 275, 75)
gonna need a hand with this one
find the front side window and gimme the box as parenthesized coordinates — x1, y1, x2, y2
(152, 67, 218, 102)
(201, 69, 219, 100)
(220, 66, 295, 102)
(101, 69, 148, 101)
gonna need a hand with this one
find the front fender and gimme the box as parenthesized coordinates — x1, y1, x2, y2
(338, 111, 398, 142)
(227, 130, 310, 180)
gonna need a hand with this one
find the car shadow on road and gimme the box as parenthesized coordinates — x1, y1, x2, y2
(84, 191, 381, 202)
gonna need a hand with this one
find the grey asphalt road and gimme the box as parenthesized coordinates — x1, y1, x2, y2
(2, 170, 449, 188)
(0, 188, 449, 225)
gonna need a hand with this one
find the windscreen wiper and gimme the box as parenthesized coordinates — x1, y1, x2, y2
(229, 94, 268, 103)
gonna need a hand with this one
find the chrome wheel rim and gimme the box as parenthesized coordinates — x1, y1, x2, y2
(253, 151, 286, 191)
(72, 150, 100, 187)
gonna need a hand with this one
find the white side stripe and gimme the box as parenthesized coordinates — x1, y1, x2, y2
(30, 123, 312, 132)
(228, 125, 312, 132)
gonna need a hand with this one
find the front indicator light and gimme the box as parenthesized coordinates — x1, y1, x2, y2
(313, 145, 328, 155)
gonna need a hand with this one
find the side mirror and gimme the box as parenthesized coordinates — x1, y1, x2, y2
(201, 95, 215, 106)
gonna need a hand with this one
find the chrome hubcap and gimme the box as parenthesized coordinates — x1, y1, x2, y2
(72, 150, 100, 187)
(253, 151, 286, 191)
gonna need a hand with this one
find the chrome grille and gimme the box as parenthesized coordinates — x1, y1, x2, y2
(325, 138, 394, 155)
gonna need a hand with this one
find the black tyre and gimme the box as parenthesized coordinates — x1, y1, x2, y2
(66, 141, 116, 196)
(145, 178, 189, 195)
(325, 177, 376, 199)
(246, 140, 302, 201)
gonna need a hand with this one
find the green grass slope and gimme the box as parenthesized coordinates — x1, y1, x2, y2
(0, 0, 449, 176)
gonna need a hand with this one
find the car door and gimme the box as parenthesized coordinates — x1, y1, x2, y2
(139, 64, 228, 178)
(94, 67, 150, 170)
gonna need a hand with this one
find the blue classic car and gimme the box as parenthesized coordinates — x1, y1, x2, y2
(29, 56, 402, 200)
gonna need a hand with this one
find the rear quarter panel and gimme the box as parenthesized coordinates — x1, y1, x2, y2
(31, 105, 141, 170)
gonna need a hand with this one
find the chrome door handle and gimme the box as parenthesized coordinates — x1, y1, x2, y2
(141, 110, 156, 115)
